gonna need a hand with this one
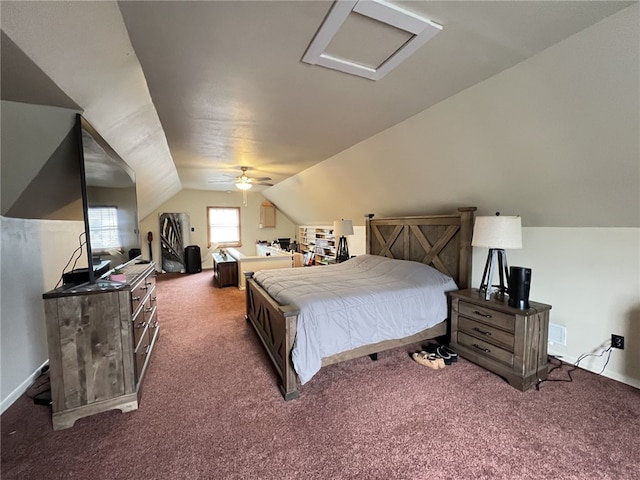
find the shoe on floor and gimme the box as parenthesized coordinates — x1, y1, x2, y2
(423, 343, 439, 354)
(412, 352, 443, 370)
(419, 351, 445, 369)
(436, 346, 454, 365)
(439, 345, 458, 362)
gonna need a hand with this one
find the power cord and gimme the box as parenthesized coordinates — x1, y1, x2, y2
(536, 344, 614, 390)
(54, 232, 87, 289)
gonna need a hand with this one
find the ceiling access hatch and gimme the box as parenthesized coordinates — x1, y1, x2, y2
(302, 0, 442, 81)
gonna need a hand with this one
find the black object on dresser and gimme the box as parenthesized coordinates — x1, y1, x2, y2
(449, 288, 551, 391)
(508, 266, 531, 309)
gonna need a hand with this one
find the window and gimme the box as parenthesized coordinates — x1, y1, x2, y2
(207, 207, 241, 247)
(88, 206, 120, 251)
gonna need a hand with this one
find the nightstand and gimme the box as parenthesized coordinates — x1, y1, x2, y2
(449, 289, 552, 391)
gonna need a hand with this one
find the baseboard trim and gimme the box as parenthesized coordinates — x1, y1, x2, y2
(1, 360, 49, 414)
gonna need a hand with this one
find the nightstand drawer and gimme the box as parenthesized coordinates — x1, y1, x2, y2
(459, 301, 515, 332)
(459, 316, 514, 349)
(458, 331, 514, 367)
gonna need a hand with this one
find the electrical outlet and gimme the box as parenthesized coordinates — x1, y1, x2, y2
(611, 334, 625, 350)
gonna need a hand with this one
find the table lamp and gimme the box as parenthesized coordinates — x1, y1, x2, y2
(472, 213, 522, 300)
(334, 219, 353, 263)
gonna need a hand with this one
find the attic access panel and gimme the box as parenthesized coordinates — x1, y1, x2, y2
(302, 0, 442, 80)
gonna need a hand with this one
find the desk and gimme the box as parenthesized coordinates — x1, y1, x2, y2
(213, 253, 237, 288)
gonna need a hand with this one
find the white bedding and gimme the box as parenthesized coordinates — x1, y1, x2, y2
(253, 255, 458, 384)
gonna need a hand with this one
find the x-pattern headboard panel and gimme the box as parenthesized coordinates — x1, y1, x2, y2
(365, 207, 476, 289)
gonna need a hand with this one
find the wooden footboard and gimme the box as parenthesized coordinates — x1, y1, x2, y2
(246, 272, 448, 401)
(245, 273, 300, 400)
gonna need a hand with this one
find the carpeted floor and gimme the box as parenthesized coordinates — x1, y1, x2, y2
(2, 270, 639, 479)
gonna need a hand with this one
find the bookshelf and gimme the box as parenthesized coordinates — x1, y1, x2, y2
(298, 225, 336, 265)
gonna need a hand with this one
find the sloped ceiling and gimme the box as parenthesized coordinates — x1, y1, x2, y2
(1, 1, 180, 219)
(1, 1, 637, 224)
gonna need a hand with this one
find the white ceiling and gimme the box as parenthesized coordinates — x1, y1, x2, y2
(1, 0, 635, 215)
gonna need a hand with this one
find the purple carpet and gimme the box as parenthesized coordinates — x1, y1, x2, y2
(2, 270, 639, 479)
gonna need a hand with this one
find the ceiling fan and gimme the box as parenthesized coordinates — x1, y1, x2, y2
(208, 166, 273, 190)
(233, 166, 273, 190)
(208, 166, 274, 206)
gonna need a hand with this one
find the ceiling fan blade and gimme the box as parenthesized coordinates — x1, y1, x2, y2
(251, 176, 272, 182)
(253, 182, 274, 187)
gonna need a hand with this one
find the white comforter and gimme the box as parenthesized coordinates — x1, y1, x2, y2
(253, 255, 458, 384)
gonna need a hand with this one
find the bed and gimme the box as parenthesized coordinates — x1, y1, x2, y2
(244, 207, 476, 399)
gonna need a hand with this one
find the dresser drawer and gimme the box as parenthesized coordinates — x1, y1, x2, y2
(459, 301, 515, 332)
(132, 308, 149, 351)
(142, 273, 156, 293)
(131, 275, 155, 313)
(459, 316, 514, 350)
(142, 294, 156, 324)
(134, 332, 151, 382)
(146, 308, 159, 339)
(458, 331, 514, 367)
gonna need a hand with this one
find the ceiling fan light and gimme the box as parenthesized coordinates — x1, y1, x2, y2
(236, 182, 252, 190)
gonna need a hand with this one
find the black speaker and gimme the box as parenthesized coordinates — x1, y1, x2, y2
(508, 266, 531, 309)
(184, 245, 202, 274)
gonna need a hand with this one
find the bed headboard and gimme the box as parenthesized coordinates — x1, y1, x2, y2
(365, 207, 476, 289)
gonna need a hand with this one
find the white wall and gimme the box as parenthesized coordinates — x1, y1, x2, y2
(139, 189, 297, 269)
(0, 217, 86, 412)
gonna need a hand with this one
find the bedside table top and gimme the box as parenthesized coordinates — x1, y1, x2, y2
(449, 288, 551, 315)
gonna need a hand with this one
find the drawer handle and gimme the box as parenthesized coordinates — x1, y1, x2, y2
(137, 321, 147, 329)
(151, 296, 157, 303)
(140, 286, 149, 291)
(472, 343, 491, 353)
(151, 320, 159, 329)
(144, 344, 150, 354)
(473, 310, 492, 318)
(145, 281, 153, 286)
(132, 296, 141, 302)
(144, 307, 153, 313)
(473, 327, 492, 336)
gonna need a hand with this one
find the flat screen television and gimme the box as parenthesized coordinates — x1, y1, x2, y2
(74, 114, 140, 285)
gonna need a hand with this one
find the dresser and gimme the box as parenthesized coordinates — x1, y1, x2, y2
(213, 253, 238, 288)
(449, 289, 551, 391)
(43, 261, 159, 430)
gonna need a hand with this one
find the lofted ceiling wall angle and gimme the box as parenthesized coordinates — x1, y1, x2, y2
(1, 0, 636, 221)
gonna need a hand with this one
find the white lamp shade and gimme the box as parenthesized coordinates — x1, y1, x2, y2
(333, 219, 354, 237)
(472, 216, 522, 249)
(235, 182, 252, 190)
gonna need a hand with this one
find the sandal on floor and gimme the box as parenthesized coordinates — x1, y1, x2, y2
(420, 351, 446, 369)
(413, 352, 444, 370)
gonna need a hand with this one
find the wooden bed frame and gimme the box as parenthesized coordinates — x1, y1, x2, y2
(244, 207, 476, 400)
